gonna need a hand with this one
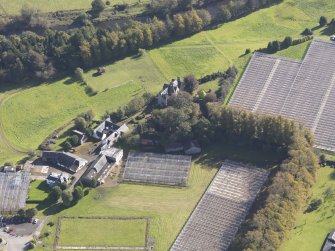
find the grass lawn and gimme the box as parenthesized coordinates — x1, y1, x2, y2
(0, 0, 148, 15)
(28, 180, 50, 202)
(58, 218, 147, 247)
(280, 167, 335, 251)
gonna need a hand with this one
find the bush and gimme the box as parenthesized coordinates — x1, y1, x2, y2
(204, 92, 217, 103)
(48, 186, 62, 202)
(63, 141, 72, 151)
(85, 85, 97, 96)
(61, 190, 73, 207)
(59, 182, 69, 190)
(75, 117, 87, 131)
(245, 48, 251, 54)
(90, 178, 97, 188)
(69, 135, 79, 146)
(73, 186, 84, 202)
(282, 36, 293, 48)
(302, 28, 313, 35)
(75, 67, 85, 83)
(91, 0, 105, 17)
(47, 221, 54, 227)
(26, 208, 37, 218)
(183, 75, 199, 94)
(306, 198, 323, 212)
(124, 96, 145, 116)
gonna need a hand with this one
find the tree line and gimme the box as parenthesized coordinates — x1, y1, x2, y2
(252, 35, 313, 54)
(0, 0, 283, 85)
(0, 9, 211, 84)
(209, 107, 319, 251)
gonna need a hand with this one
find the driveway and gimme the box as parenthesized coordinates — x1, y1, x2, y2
(0, 232, 32, 251)
(0, 216, 48, 251)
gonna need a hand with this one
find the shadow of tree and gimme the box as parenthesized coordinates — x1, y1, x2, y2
(42, 203, 66, 216)
(321, 25, 335, 36)
(329, 169, 335, 180)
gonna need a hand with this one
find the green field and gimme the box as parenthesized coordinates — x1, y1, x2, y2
(3, 0, 335, 165)
(0, 0, 147, 15)
(280, 167, 335, 251)
(58, 218, 147, 247)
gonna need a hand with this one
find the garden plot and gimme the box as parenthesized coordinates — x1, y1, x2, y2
(123, 152, 192, 186)
(230, 39, 335, 151)
(171, 160, 268, 251)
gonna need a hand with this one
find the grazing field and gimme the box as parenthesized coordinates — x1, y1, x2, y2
(280, 167, 335, 251)
(57, 217, 147, 247)
(0, 0, 148, 15)
(0, 53, 165, 152)
(1, 0, 335, 162)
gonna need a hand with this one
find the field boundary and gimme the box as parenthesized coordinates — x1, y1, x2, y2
(54, 216, 151, 251)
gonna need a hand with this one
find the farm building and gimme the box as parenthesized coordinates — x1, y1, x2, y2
(42, 151, 88, 173)
(0, 171, 31, 213)
(82, 148, 123, 185)
(93, 117, 129, 150)
(46, 172, 71, 188)
(157, 79, 180, 106)
(230, 39, 335, 151)
(72, 130, 87, 145)
(171, 160, 268, 251)
(93, 118, 128, 141)
(123, 151, 192, 186)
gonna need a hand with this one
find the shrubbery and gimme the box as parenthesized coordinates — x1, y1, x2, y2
(255, 35, 313, 54)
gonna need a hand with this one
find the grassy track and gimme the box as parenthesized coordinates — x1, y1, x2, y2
(280, 167, 335, 251)
(58, 218, 147, 247)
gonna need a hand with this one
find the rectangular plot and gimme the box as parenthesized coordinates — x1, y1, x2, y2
(57, 217, 147, 248)
(123, 152, 192, 186)
(230, 53, 301, 115)
(170, 160, 268, 251)
(229, 39, 335, 151)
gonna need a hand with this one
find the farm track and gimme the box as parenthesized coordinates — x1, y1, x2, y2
(0, 91, 29, 155)
(205, 32, 233, 65)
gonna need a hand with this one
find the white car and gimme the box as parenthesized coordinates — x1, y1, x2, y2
(330, 35, 335, 41)
(32, 219, 38, 224)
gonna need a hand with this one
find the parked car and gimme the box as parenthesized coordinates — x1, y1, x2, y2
(32, 219, 38, 224)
